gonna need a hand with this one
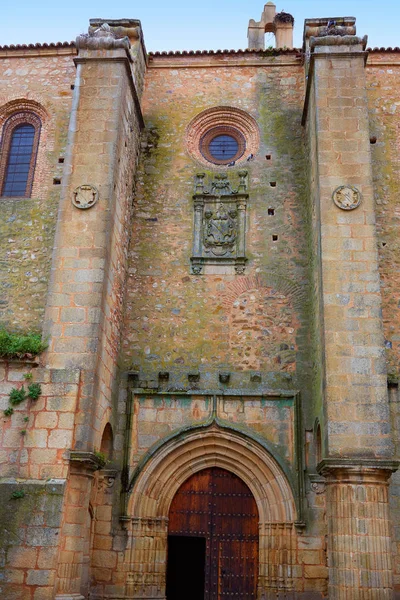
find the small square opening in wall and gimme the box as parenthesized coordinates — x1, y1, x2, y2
(270, 181, 276, 187)
(58, 157, 64, 164)
(272, 234, 278, 241)
(268, 208, 275, 216)
(266, 154, 272, 160)
(53, 178, 61, 185)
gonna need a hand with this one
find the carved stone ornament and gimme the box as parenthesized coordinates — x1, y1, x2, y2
(191, 172, 248, 275)
(97, 469, 118, 491)
(332, 184, 362, 211)
(309, 474, 326, 495)
(72, 184, 99, 210)
(76, 22, 130, 51)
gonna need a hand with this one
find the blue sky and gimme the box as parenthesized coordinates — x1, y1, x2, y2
(2, 1, 399, 51)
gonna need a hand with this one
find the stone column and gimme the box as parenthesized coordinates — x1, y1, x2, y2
(258, 522, 295, 599)
(125, 517, 168, 599)
(55, 454, 100, 600)
(302, 17, 398, 598)
(320, 461, 397, 600)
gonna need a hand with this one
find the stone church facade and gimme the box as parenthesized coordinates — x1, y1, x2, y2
(1, 3, 400, 599)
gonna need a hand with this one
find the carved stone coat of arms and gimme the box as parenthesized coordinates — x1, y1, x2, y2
(190, 172, 248, 274)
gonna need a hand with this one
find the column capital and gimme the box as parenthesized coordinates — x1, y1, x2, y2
(317, 458, 399, 483)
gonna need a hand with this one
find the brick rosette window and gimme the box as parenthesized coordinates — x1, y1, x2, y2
(0, 111, 41, 198)
(186, 106, 260, 168)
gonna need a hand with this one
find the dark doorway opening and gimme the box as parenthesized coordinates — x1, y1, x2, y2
(166, 535, 206, 600)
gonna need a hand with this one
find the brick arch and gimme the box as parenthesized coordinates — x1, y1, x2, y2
(0, 98, 49, 127)
(222, 273, 303, 372)
(128, 424, 296, 522)
(222, 273, 306, 310)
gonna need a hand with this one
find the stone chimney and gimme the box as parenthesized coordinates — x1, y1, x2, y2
(247, 2, 294, 50)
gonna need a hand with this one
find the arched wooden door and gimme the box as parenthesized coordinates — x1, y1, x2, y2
(166, 467, 259, 600)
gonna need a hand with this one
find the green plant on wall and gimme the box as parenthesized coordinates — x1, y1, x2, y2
(3, 382, 42, 417)
(10, 489, 25, 500)
(94, 450, 107, 469)
(27, 383, 41, 400)
(0, 329, 47, 359)
(9, 386, 27, 406)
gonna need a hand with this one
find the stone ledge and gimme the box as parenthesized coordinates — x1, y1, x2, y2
(317, 458, 399, 483)
(69, 451, 105, 471)
(0, 356, 39, 367)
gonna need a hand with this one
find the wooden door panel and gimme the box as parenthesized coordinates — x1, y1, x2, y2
(167, 467, 258, 600)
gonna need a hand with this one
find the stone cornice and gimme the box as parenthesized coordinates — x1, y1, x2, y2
(317, 458, 399, 483)
(69, 451, 105, 471)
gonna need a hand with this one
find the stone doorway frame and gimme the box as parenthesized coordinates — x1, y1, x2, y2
(124, 424, 298, 599)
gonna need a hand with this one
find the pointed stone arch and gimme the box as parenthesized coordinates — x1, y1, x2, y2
(128, 424, 296, 522)
(124, 424, 298, 598)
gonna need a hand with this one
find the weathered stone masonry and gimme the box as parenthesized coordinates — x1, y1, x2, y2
(2, 5, 400, 600)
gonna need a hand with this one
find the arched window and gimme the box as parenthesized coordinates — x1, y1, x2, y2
(0, 112, 41, 198)
(100, 423, 114, 460)
(315, 422, 322, 466)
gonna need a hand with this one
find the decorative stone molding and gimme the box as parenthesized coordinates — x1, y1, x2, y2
(191, 172, 248, 274)
(186, 106, 260, 168)
(76, 23, 130, 51)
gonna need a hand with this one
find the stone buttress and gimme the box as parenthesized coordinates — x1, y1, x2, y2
(41, 21, 146, 599)
(303, 16, 399, 600)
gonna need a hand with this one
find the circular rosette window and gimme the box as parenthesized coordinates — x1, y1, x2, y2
(186, 106, 260, 167)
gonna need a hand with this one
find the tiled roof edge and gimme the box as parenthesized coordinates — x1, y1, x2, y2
(1, 42, 400, 54)
(148, 48, 302, 57)
(0, 41, 76, 51)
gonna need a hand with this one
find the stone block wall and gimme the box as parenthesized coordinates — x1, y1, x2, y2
(0, 48, 76, 330)
(0, 362, 80, 480)
(129, 393, 295, 468)
(122, 52, 314, 406)
(366, 51, 400, 597)
(0, 479, 65, 600)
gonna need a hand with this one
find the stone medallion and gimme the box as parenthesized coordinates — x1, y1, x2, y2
(332, 184, 362, 210)
(72, 184, 99, 209)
